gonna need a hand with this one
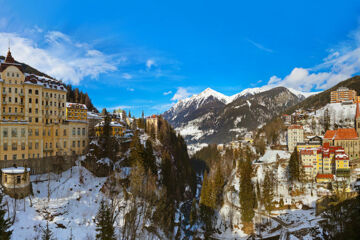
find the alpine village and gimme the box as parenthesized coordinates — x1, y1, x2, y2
(0, 46, 358, 240)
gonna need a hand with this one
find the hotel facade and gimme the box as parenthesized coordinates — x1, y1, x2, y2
(0, 49, 88, 173)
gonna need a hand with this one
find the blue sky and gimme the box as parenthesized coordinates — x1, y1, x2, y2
(1, 0, 360, 116)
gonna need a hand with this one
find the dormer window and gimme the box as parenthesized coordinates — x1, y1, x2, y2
(12, 73, 14, 77)
(16, 73, 19, 77)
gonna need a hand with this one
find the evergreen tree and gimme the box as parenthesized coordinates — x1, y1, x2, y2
(239, 156, 256, 229)
(99, 110, 119, 161)
(288, 148, 299, 182)
(144, 139, 157, 175)
(0, 191, 12, 240)
(199, 172, 214, 236)
(262, 170, 274, 214)
(41, 221, 54, 240)
(95, 200, 115, 240)
(213, 166, 224, 207)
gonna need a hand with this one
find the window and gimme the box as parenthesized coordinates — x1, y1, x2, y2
(12, 142, 17, 150)
(17, 176, 20, 184)
(4, 175, 7, 183)
(72, 128, 75, 136)
(3, 128, 8, 137)
(21, 128, 25, 137)
(77, 128, 80, 135)
(72, 141, 75, 147)
(35, 90, 39, 95)
(21, 142, 25, 150)
(11, 128, 17, 137)
(29, 89, 32, 94)
(3, 143, 7, 151)
(29, 142, 32, 150)
(82, 128, 85, 136)
(63, 129, 67, 136)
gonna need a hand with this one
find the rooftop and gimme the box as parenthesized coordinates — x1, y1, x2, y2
(324, 128, 358, 140)
(1, 167, 30, 174)
(288, 124, 303, 130)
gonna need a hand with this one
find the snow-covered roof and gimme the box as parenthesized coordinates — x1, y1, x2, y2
(87, 111, 103, 119)
(2, 167, 30, 174)
(66, 102, 87, 110)
(95, 121, 125, 127)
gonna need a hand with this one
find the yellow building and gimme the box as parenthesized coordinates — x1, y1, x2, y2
(334, 149, 350, 177)
(330, 87, 357, 103)
(0, 49, 88, 165)
(299, 144, 350, 181)
(316, 173, 334, 183)
(95, 121, 126, 137)
(66, 102, 87, 121)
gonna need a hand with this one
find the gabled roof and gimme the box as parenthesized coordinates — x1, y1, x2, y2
(324, 130, 336, 139)
(316, 173, 334, 179)
(324, 128, 358, 140)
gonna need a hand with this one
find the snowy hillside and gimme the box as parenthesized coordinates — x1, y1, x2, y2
(312, 103, 357, 127)
(6, 165, 108, 240)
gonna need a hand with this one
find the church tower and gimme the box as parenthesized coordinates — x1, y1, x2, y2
(356, 102, 360, 137)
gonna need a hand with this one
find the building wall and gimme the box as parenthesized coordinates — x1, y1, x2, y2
(288, 128, 304, 152)
(0, 57, 88, 164)
(2, 171, 30, 188)
(330, 88, 357, 103)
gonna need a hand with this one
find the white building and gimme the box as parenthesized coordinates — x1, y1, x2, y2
(287, 125, 304, 152)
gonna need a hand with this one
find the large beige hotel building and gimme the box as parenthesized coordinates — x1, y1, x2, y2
(0, 49, 88, 172)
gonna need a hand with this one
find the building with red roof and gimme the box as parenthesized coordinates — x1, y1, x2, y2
(323, 102, 360, 160)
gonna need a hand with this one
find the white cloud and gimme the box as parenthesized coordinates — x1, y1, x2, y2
(122, 73, 132, 79)
(171, 87, 192, 101)
(126, 87, 134, 92)
(0, 31, 119, 85)
(163, 90, 172, 95)
(146, 59, 155, 69)
(151, 103, 174, 112)
(102, 105, 133, 111)
(247, 38, 273, 53)
(264, 26, 360, 91)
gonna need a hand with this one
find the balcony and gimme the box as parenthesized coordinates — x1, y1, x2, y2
(3, 112, 25, 117)
(2, 101, 7, 105)
(19, 92, 25, 97)
(2, 91, 6, 95)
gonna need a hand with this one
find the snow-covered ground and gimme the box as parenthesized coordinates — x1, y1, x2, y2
(5, 165, 108, 240)
(257, 149, 291, 164)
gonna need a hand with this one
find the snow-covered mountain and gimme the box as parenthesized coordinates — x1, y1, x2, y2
(164, 86, 313, 147)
